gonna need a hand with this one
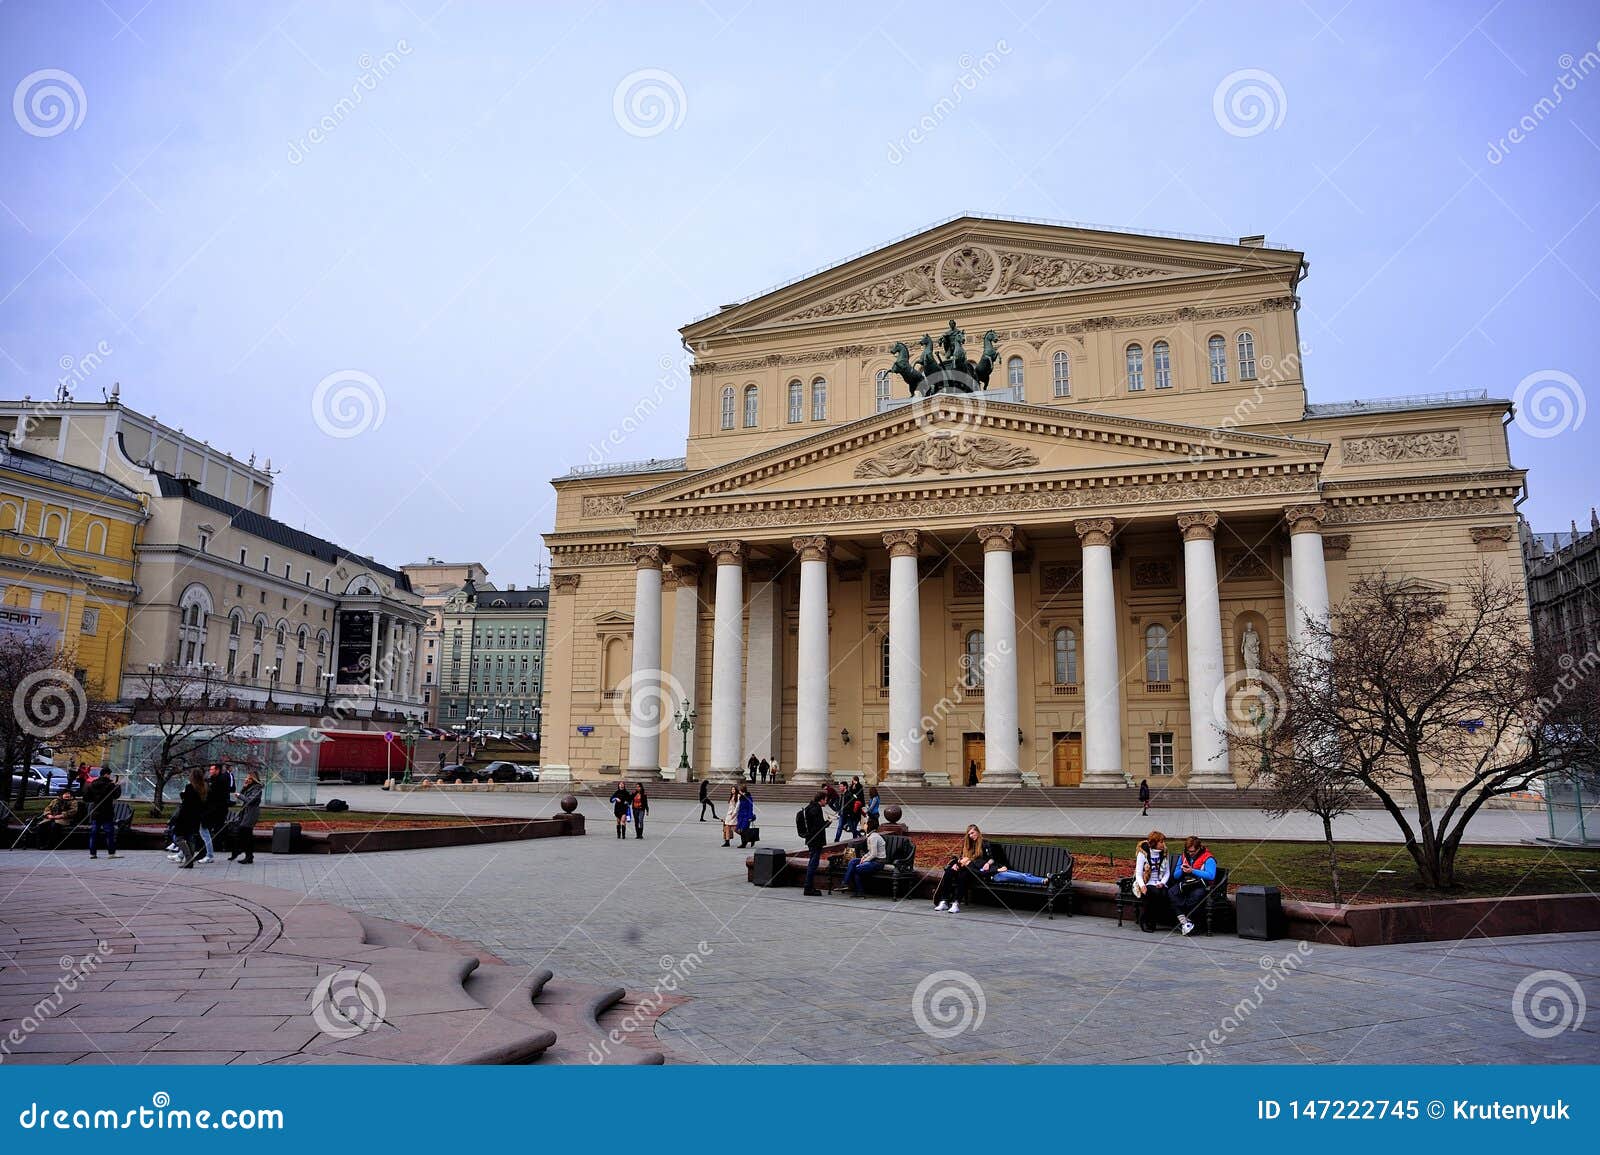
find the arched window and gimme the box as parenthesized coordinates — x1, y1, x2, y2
(1126, 344, 1145, 391)
(176, 583, 213, 666)
(41, 510, 65, 542)
(1052, 351, 1071, 397)
(810, 377, 827, 421)
(226, 611, 242, 675)
(720, 386, 735, 430)
(1053, 627, 1078, 686)
(1144, 624, 1170, 683)
(295, 627, 308, 686)
(742, 384, 759, 428)
(1153, 340, 1173, 390)
(85, 520, 108, 554)
(787, 379, 803, 423)
(963, 629, 985, 689)
(1237, 331, 1257, 380)
(875, 369, 893, 409)
(1208, 335, 1228, 383)
(0, 502, 19, 531)
(1007, 356, 1024, 389)
(879, 634, 891, 689)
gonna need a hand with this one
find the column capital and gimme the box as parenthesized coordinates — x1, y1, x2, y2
(975, 524, 1024, 553)
(1177, 512, 1219, 542)
(707, 539, 745, 566)
(791, 535, 831, 563)
(1074, 518, 1116, 548)
(628, 543, 665, 571)
(663, 563, 700, 589)
(1284, 503, 1327, 535)
(882, 529, 920, 559)
(552, 573, 581, 593)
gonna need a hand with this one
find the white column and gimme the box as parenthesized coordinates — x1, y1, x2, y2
(367, 610, 380, 688)
(742, 568, 781, 769)
(1077, 518, 1125, 787)
(1287, 504, 1331, 656)
(707, 540, 746, 783)
(976, 524, 1021, 787)
(666, 564, 700, 781)
(792, 536, 831, 786)
(883, 529, 924, 786)
(1179, 513, 1232, 787)
(626, 544, 665, 774)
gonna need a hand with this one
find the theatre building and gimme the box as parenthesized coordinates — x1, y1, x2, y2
(541, 216, 1528, 787)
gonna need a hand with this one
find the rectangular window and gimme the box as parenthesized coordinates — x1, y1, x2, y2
(199, 533, 210, 553)
(1148, 732, 1175, 776)
(239, 548, 248, 565)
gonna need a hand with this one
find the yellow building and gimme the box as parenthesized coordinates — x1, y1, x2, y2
(0, 439, 145, 701)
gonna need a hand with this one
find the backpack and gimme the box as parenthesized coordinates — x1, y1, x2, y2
(795, 808, 809, 839)
(325, 798, 349, 812)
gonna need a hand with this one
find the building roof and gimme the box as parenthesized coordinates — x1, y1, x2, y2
(1303, 389, 1506, 419)
(152, 472, 411, 590)
(0, 441, 142, 504)
(471, 586, 548, 610)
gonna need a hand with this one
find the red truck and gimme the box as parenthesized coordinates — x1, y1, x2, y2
(314, 730, 414, 784)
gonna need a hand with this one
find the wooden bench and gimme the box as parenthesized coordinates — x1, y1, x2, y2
(965, 842, 1075, 919)
(825, 835, 918, 899)
(1116, 867, 1234, 935)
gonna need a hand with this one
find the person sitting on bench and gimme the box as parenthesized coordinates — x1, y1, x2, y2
(1131, 830, 1171, 932)
(933, 824, 1009, 912)
(840, 827, 886, 896)
(32, 788, 81, 846)
(1166, 835, 1218, 936)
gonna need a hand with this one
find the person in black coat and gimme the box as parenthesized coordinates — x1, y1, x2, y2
(171, 768, 208, 868)
(609, 783, 631, 839)
(83, 772, 121, 859)
(198, 764, 232, 863)
(630, 783, 650, 839)
(698, 778, 718, 822)
(800, 791, 829, 896)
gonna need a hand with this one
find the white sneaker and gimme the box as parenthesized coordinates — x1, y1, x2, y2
(934, 901, 948, 911)
(165, 843, 179, 852)
(198, 857, 214, 865)
(167, 853, 182, 861)
(949, 903, 960, 913)
(1179, 916, 1194, 936)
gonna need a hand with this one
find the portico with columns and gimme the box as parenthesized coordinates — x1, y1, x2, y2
(540, 217, 1527, 787)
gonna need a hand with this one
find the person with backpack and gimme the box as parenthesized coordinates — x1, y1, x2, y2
(833, 783, 864, 842)
(1166, 835, 1219, 936)
(83, 771, 121, 860)
(630, 782, 650, 839)
(227, 771, 264, 864)
(797, 791, 828, 896)
(698, 778, 718, 822)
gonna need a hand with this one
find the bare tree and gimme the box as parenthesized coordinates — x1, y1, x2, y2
(129, 663, 260, 815)
(1233, 569, 1598, 891)
(0, 632, 120, 811)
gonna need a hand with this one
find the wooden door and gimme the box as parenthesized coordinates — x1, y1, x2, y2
(876, 733, 889, 779)
(962, 733, 986, 784)
(1052, 731, 1083, 786)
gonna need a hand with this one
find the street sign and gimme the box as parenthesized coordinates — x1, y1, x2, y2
(384, 731, 394, 742)
(577, 725, 594, 736)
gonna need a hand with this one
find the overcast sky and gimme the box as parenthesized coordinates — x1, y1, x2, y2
(2, 0, 1596, 582)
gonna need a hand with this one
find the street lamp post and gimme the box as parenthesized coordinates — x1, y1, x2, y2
(401, 718, 421, 784)
(264, 666, 278, 709)
(672, 698, 696, 781)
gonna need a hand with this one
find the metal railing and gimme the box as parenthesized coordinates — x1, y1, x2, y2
(1304, 389, 1492, 417)
(565, 456, 687, 478)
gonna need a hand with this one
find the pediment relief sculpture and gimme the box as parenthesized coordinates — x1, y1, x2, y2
(852, 432, 1040, 479)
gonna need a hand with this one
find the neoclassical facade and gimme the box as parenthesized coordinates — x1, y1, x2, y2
(542, 217, 1528, 786)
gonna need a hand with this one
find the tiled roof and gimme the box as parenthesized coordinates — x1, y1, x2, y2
(152, 472, 411, 591)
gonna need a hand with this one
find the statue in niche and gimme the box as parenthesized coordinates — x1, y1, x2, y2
(1240, 621, 1261, 680)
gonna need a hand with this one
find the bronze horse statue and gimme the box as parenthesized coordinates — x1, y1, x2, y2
(889, 323, 1002, 397)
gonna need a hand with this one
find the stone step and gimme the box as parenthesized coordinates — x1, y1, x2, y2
(529, 978, 666, 1065)
(573, 781, 1332, 810)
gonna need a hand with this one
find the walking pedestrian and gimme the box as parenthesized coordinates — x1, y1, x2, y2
(1139, 778, 1151, 817)
(171, 769, 207, 868)
(84, 771, 121, 860)
(609, 783, 631, 839)
(746, 753, 759, 782)
(698, 778, 719, 822)
(967, 759, 979, 786)
(227, 771, 263, 864)
(799, 790, 827, 895)
(631, 782, 649, 839)
(733, 787, 756, 847)
(721, 783, 741, 845)
(758, 757, 770, 784)
(198, 764, 231, 864)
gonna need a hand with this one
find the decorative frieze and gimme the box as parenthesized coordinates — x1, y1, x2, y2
(953, 568, 983, 597)
(1221, 550, 1271, 580)
(552, 573, 581, 593)
(1341, 430, 1461, 465)
(1470, 525, 1515, 551)
(1130, 558, 1176, 588)
(853, 433, 1040, 479)
(1322, 534, 1352, 558)
(581, 494, 628, 517)
(1323, 496, 1507, 525)
(1040, 563, 1083, 595)
(549, 543, 633, 568)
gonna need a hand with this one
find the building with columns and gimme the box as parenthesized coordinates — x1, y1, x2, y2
(541, 216, 1529, 787)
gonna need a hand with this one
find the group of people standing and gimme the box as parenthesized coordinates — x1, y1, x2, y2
(694, 780, 757, 846)
(167, 764, 264, 868)
(608, 782, 650, 839)
(744, 754, 778, 783)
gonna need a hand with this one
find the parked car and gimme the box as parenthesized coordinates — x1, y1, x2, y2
(483, 760, 536, 783)
(435, 763, 485, 784)
(5, 765, 66, 799)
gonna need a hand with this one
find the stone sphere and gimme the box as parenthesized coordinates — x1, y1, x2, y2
(883, 804, 903, 825)
(559, 794, 579, 813)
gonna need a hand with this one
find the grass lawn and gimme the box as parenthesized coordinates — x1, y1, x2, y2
(909, 833, 1600, 904)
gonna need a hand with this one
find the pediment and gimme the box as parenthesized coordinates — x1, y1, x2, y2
(688, 217, 1300, 335)
(629, 396, 1328, 510)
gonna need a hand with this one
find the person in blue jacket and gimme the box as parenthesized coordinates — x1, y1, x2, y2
(1166, 835, 1219, 936)
(733, 787, 757, 846)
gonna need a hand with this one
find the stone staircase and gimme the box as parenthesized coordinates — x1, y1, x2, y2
(564, 780, 1338, 810)
(288, 910, 666, 1065)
